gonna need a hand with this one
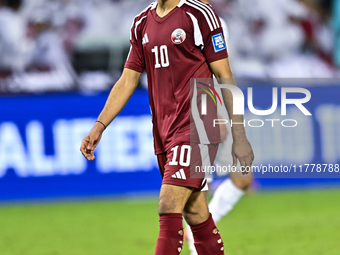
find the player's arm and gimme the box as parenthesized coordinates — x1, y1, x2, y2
(80, 68, 141, 161)
(217, 113, 228, 142)
(209, 58, 254, 171)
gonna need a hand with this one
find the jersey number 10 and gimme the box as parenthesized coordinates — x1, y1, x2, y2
(169, 145, 192, 167)
(151, 45, 169, 68)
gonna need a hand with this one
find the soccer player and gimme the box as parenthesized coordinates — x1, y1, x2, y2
(80, 0, 254, 254)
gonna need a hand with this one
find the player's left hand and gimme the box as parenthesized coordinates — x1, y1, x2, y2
(232, 138, 254, 175)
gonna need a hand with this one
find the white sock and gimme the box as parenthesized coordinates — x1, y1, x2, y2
(185, 222, 198, 255)
(209, 179, 245, 223)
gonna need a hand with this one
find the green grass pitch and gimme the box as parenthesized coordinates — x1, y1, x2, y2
(0, 189, 339, 255)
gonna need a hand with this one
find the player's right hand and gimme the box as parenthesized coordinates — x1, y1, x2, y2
(80, 123, 104, 161)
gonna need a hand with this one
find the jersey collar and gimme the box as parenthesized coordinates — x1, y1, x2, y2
(151, 0, 186, 9)
(177, 0, 186, 7)
(151, 1, 157, 9)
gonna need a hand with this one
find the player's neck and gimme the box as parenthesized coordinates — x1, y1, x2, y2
(156, 0, 180, 18)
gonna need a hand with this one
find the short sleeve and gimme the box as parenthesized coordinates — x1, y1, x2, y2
(193, 4, 229, 63)
(124, 19, 145, 73)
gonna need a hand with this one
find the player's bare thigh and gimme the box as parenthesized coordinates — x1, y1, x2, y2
(158, 185, 210, 226)
(183, 191, 210, 226)
(158, 184, 193, 215)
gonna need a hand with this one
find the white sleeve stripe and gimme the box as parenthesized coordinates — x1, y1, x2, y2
(130, 3, 153, 40)
(192, 0, 220, 29)
(188, 0, 218, 29)
(186, 12, 204, 49)
(185, 1, 214, 31)
(134, 16, 147, 41)
(188, 0, 219, 30)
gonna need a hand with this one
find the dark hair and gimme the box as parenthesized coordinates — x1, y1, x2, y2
(6, 0, 22, 9)
(320, 0, 332, 12)
(317, 0, 333, 18)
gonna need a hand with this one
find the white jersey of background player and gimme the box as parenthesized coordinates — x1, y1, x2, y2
(185, 1, 253, 254)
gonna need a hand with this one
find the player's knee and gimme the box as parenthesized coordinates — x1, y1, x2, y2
(232, 177, 252, 191)
(158, 200, 172, 215)
(183, 207, 209, 226)
(183, 211, 198, 226)
(158, 197, 181, 215)
(183, 191, 209, 225)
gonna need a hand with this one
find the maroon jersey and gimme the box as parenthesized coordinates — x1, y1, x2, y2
(125, 0, 228, 154)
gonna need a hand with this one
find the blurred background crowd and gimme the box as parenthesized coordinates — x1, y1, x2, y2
(0, 0, 339, 93)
